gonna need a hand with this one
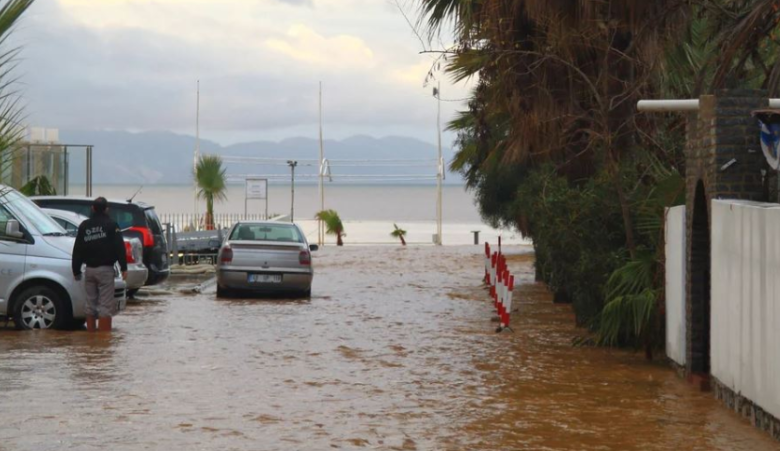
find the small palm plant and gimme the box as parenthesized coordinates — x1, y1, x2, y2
(390, 223, 407, 246)
(315, 209, 345, 246)
(20, 175, 56, 196)
(195, 155, 227, 230)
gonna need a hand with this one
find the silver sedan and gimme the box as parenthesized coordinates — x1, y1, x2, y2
(216, 222, 318, 297)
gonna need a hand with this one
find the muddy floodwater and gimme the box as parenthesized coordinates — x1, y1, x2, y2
(0, 246, 777, 450)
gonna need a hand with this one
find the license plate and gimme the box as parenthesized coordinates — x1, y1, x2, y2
(248, 274, 282, 284)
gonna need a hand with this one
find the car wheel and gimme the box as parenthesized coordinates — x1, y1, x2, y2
(216, 285, 230, 298)
(127, 288, 139, 298)
(13, 286, 71, 330)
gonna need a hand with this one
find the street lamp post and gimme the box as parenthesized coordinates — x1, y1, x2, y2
(433, 82, 443, 246)
(287, 160, 298, 223)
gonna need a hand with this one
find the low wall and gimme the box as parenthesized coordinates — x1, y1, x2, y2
(665, 205, 687, 366)
(711, 200, 780, 426)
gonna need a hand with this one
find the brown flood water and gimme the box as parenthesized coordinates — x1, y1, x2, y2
(0, 246, 777, 450)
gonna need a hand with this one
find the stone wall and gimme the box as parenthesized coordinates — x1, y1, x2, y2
(681, 90, 779, 442)
(684, 90, 768, 376)
(713, 377, 780, 441)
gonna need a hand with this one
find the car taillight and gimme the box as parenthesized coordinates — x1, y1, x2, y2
(220, 246, 233, 264)
(128, 226, 154, 247)
(299, 250, 311, 266)
(124, 241, 136, 264)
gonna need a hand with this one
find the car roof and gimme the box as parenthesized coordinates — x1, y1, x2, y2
(234, 221, 299, 227)
(42, 208, 89, 222)
(32, 195, 154, 209)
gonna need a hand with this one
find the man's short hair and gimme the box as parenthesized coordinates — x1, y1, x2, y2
(93, 197, 108, 213)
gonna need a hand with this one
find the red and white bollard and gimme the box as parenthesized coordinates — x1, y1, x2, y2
(501, 275, 515, 329)
(484, 243, 491, 285)
(496, 266, 503, 311)
(483, 242, 517, 333)
(490, 252, 497, 297)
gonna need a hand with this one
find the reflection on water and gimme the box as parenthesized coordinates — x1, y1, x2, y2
(0, 246, 776, 450)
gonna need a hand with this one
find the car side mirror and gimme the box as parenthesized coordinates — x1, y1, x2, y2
(5, 220, 23, 239)
(309, 244, 319, 252)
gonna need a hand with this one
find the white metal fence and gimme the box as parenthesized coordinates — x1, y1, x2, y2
(159, 213, 269, 232)
(711, 199, 780, 420)
(664, 205, 686, 366)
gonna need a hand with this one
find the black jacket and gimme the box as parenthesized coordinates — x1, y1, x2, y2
(72, 212, 128, 275)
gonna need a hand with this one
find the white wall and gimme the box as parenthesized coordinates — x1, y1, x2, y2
(665, 205, 687, 366)
(712, 200, 780, 419)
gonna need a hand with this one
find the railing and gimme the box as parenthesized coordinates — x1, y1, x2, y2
(158, 213, 269, 232)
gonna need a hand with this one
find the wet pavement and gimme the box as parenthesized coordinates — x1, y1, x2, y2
(0, 246, 777, 450)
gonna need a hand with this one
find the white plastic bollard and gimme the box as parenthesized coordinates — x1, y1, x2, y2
(497, 267, 504, 313)
(484, 243, 491, 284)
(490, 252, 497, 291)
(502, 275, 515, 328)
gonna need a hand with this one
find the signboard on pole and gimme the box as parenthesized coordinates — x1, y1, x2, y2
(246, 178, 268, 200)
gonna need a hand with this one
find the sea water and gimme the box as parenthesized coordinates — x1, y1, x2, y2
(86, 184, 528, 245)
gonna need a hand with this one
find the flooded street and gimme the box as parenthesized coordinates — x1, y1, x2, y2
(0, 246, 777, 450)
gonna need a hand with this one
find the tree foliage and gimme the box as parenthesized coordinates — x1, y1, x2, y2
(391, 223, 407, 246)
(194, 155, 227, 230)
(0, 0, 36, 177)
(420, 0, 778, 353)
(20, 175, 56, 196)
(316, 210, 345, 246)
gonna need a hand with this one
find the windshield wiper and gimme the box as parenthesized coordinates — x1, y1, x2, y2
(43, 232, 67, 237)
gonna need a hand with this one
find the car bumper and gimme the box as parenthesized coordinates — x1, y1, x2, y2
(125, 264, 149, 290)
(144, 267, 170, 286)
(217, 268, 313, 292)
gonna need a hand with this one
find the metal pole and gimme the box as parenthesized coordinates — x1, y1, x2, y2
(318, 81, 325, 246)
(288, 160, 297, 222)
(244, 180, 248, 219)
(194, 80, 200, 229)
(436, 82, 443, 246)
(639, 98, 780, 112)
(63, 146, 69, 196)
(86, 146, 92, 197)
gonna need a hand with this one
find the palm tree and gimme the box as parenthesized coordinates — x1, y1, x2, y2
(194, 155, 227, 230)
(315, 209, 345, 246)
(0, 0, 37, 180)
(390, 223, 407, 246)
(20, 175, 56, 196)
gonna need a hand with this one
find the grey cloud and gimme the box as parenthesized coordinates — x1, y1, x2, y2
(12, 0, 443, 140)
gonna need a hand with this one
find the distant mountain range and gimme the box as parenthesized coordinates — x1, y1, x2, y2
(59, 130, 462, 185)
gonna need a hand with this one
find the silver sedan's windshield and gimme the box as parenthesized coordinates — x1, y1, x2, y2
(0, 188, 66, 236)
(230, 223, 304, 243)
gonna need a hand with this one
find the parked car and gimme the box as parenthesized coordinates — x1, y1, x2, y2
(42, 209, 148, 296)
(216, 221, 318, 297)
(32, 196, 169, 287)
(0, 185, 126, 330)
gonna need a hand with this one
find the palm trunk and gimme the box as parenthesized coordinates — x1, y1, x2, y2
(337, 232, 344, 246)
(206, 195, 215, 231)
(400, 235, 406, 246)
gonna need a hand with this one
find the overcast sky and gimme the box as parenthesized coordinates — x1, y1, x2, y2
(13, 0, 472, 145)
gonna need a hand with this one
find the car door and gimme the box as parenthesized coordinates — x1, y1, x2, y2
(0, 203, 28, 315)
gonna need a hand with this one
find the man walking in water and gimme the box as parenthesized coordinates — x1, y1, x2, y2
(72, 197, 127, 332)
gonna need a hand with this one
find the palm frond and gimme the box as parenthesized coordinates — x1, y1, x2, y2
(315, 209, 344, 235)
(390, 223, 407, 237)
(194, 155, 228, 202)
(0, 0, 36, 177)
